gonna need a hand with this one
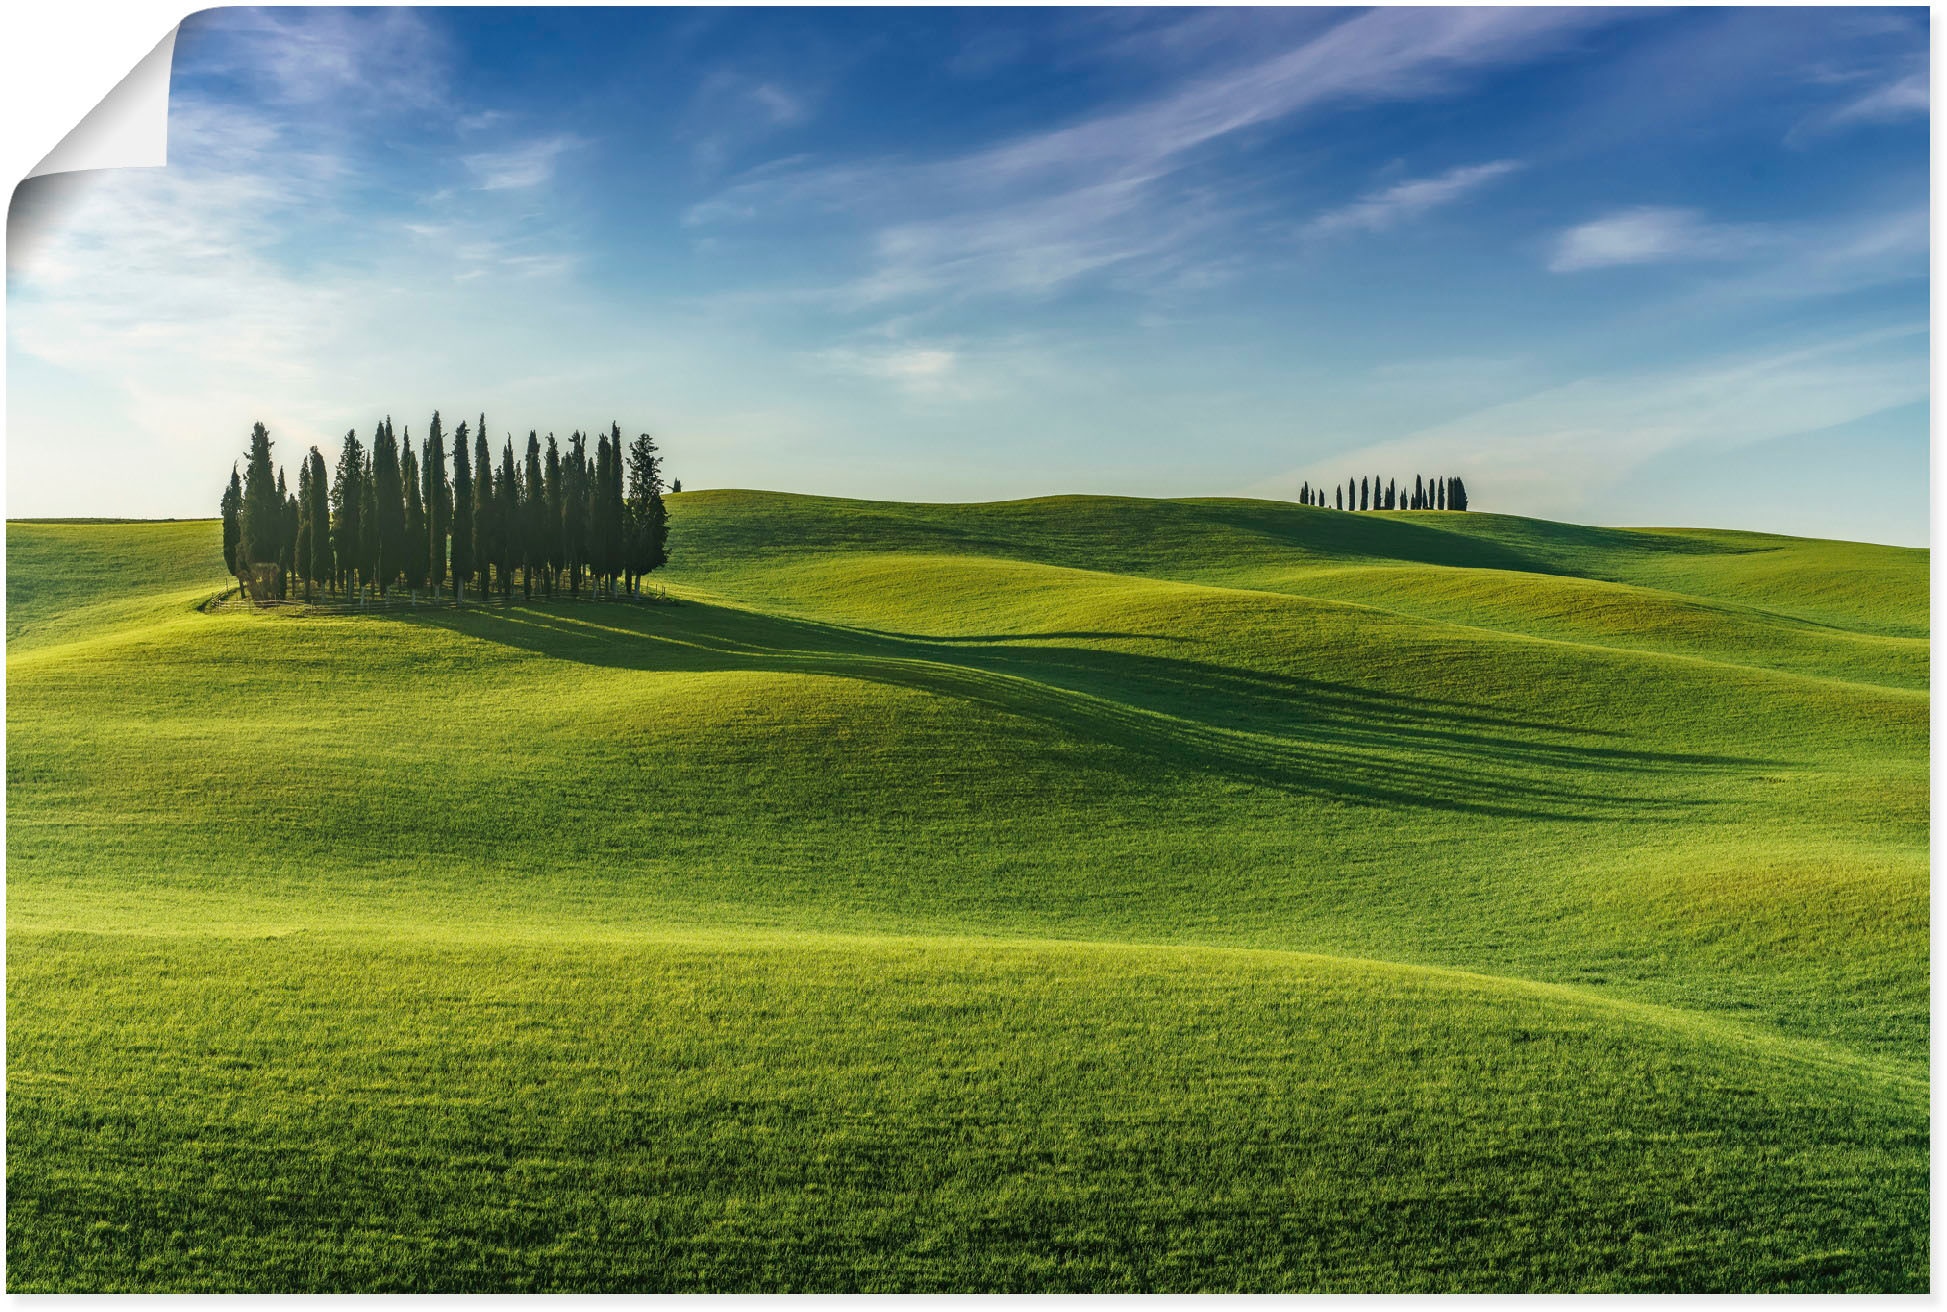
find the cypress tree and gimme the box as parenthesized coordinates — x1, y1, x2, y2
(625, 430, 668, 595)
(1359, 477, 1368, 511)
(403, 444, 427, 594)
(497, 438, 520, 599)
(543, 434, 563, 598)
(1335, 484, 1342, 511)
(277, 468, 296, 598)
(590, 430, 608, 595)
(305, 447, 331, 595)
(371, 419, 405, 596)
(1451, 477, 1469, 512)
(523, 432, 545, 600)
(220, 465, 242, 583)
(1438, 478, 1447, 511)
(295, 460, 314, 601)
(472, 423, 495, 595)
(671, 478, 681, 494)
(1300, 480, 1310, 506)
(359, 445, 378, 595)
(331, 431, 364, 594)
(425, 413, 447, 596)
(612, 425, 628, 592)
(450, 420, 473, 602)
(1413, 474, 1423, 509)
(593, 429, 617, 596)
(564, 432, 588, 598)
(238, 422, 279, 582)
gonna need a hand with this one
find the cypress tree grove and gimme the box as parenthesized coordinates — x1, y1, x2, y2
(306, 447, 331, 595)
(220, 414, 678, 609)
(403, 444, 427, 594)
(496, 438, 520, 599)
(523, 432, 545, 600)
(220, 465, 242, 582)
(238, 422, 280, 577)
(331, 431, 364, 594)
(450, 420, 473, 602)
(625, 430, 669, 595)
(472, 423, 496, 595)
(425, 413, 448, 596)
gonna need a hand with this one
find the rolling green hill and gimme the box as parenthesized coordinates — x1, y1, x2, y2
(6, 494, 1928, 1291)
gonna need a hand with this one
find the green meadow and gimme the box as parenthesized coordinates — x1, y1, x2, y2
(6, 492, 1928, 1291)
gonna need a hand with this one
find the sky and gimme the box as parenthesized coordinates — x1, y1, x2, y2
(5, 6, 1932, 543)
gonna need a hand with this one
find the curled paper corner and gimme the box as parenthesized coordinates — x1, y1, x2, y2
(27, 25, 179, 179)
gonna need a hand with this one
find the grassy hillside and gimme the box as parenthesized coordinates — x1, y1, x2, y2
(6, 495, 1928, 1291)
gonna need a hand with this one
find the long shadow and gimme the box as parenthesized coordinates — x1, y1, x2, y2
(403, 600, 1777, 820)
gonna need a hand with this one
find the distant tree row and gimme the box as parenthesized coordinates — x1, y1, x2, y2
(1296, 475, 1469, 513)
(220, 414, 671, 603)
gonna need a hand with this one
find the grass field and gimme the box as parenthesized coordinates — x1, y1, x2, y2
(7, 493, 1928, 1291)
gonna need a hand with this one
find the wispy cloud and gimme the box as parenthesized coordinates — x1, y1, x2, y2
(8, 21, 588, 514)
(682, 69, 816, 173)
(463, 135, 583, 191)
(1828, 71, 1929, 126)
(1307, 323, 1927, 519)
(1546, 203, 1926, 309)
(1547, 207, 1772, 272)
(688, 8, 1613, 305)
(1785, 33, 1929, 145)
(1305, 159, 1523, 238)
(810, 343, 965, 398)
(175, 8, 452, 113)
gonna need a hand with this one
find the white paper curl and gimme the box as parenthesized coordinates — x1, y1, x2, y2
(27, 24, 177, 179)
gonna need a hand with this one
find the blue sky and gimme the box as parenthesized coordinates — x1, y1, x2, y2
(6, 6, 1930, 542)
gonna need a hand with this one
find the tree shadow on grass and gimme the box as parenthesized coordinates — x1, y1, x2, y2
(404, 600, 1775, 821)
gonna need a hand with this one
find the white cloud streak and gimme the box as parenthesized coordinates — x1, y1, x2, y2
(175, 7, 452, 112)
(1547, 203, 1926, 311)
(1308, 323, 1927, 520)
(7, 12, 590, 517)
(1305, 159, 1523, 237)
(1548, 206, 1773, 272)
(463, 135, 583, 190)
(810, 344, 964, 398)
(688, 8, 1613, 304)
(1829, 71, 1929, 125)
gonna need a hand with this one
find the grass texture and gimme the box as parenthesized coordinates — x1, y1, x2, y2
(6, 493, 1928, 1291)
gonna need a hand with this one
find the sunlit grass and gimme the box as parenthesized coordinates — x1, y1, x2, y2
(6, 495, 1928, 1290)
